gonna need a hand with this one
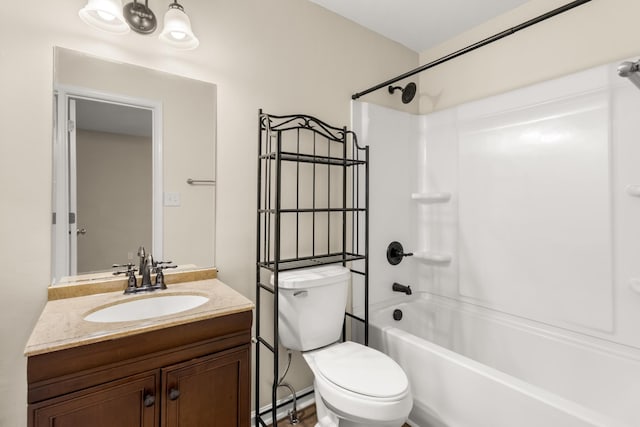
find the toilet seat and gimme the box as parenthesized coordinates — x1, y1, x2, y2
(313, 341, 408, 398)
(304, 342, 412, 424)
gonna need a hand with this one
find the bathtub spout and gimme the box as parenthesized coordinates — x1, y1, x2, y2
(392, 282, 412, 295)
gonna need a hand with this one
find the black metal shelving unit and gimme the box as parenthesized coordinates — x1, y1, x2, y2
(255, 111, 369, 426)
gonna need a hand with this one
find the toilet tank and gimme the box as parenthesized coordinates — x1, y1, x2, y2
(274, 265, 351, 351)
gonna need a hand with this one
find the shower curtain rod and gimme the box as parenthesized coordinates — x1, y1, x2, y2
(351, 0, 592, 101)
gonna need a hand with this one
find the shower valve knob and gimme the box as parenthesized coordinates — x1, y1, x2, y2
(387, 241, 413, 265)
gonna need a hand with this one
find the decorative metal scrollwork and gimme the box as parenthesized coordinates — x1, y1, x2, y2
(260, 113, 345, 141)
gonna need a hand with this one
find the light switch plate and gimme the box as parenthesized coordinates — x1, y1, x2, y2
(164, 192, 181, 207)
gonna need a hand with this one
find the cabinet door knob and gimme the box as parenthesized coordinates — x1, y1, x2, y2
(169, 388, 181, 400)
(143, 394, 155, 407)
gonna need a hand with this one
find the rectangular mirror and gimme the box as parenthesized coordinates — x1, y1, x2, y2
(52, 47, 216, 284)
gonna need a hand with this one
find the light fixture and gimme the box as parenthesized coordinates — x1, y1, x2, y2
(78, 0, 199, 50)
(123, 0, 157, 34)
(159, 1, 199, 50)
(79, 0, 130, 34)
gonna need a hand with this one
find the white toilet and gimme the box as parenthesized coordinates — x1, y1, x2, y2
(275, 265, 412, 427)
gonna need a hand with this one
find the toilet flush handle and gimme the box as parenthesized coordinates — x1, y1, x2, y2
(293, 290, 308, 297)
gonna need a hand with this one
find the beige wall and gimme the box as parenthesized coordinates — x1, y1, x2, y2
(418, 0, 640, 113)
(76, 130, 152, 273)
(0, 0, 417, 425)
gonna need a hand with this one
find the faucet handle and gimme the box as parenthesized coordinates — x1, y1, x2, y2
(113, 264, 137, 276)
(113, 268, 139, 294)
(155, 261, 174, 271)
(151, 263, 177, 290)
(154, 268, 167, 290)
(113, 263, 139, 293)
(112, 262, 135, 269)
(154, 261, 176, 270)
(113, 263, 137, 275)
(387, 241, 414, 265)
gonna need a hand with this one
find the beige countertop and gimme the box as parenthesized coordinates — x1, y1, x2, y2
(25, 279, 254, 357)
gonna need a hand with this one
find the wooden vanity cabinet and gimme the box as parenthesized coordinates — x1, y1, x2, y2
(27, 311, 252, 427)
(162, 349, 248, 426)
(29, 371, 159, 427)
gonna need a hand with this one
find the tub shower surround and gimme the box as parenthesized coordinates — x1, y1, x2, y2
(369, 296, 635, 427)
(353, 57, 640, 427)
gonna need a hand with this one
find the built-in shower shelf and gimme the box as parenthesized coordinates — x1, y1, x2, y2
(414, 251, 452, 264)
(625, 185, 640, 197)
(411, 192, 452, 203)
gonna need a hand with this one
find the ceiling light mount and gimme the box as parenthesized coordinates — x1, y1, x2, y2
(123, 0, 157, 34)
(168, 1, 184, 11)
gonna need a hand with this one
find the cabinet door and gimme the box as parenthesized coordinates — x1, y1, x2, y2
(162, 346, 250, 427)
(30, 372, 158, 427)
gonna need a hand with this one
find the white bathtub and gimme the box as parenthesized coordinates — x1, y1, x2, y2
(367, 294, 640, 427)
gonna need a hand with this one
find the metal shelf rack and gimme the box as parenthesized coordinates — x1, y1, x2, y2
(255, 111, 369, 426)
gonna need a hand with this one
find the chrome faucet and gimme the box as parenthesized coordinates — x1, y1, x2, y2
(115, 247, 175, 294)
(137, 246, 146, 274)
(140, 253, 154, 288)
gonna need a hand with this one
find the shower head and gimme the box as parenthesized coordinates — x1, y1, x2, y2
(618, 61, 640, 90)
(388, 82, 417, 104)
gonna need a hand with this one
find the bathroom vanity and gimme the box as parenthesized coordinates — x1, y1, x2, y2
(25, 271, 253, 427)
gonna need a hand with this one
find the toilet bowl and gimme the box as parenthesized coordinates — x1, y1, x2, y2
(275, 265, 412, 427)
(304, 341, 412, 427)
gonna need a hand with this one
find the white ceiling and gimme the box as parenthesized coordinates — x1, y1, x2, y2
(76, 99, 152, 138)
(309, 0, 530, 53)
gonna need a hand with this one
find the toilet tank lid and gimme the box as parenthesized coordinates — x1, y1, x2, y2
(272, 265, 351, 290)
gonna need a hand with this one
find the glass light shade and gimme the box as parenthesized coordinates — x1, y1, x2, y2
(79, 0, 130, 34)
(159, 7, 199, 50)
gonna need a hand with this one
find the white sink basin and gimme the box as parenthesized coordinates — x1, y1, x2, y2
(84, 294, 209, 323)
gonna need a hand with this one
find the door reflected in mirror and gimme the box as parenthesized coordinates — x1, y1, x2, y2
(52, 47, 217, 284)
(75, 100, 153, 274)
